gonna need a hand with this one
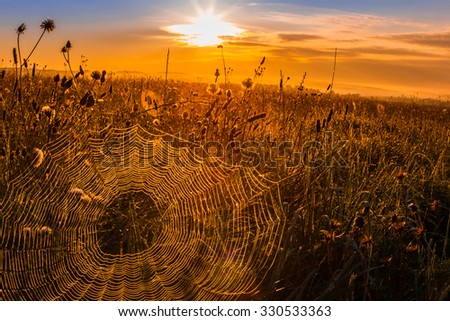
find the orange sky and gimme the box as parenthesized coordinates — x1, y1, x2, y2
(2, 0, 450, 98)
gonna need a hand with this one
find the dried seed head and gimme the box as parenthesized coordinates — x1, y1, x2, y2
(260, 56, 266, 66)
(17, 23, 27, 34)
(207, 83, 218, 94)
(91, 71, 101, 81)
(13, 48, 18, 65)
(32, 148, 44, 168)
(241, 78, 253, 89)
(327, 108, 333, 123)
(40, 18, 56, 32)
(101, 70, 106, 84)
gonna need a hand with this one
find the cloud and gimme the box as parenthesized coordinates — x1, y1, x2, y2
(340, 46, 443, 58)
(278, 33, 323, 42)
(267, 46, 333, 59)
(222, 40, 273, 48)
(386, 32, 450, 49)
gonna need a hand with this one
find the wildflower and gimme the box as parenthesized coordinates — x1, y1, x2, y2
(65, 40, 72, 50)
(17, 23, 27, 34)
(40, 18, 56, 33)
(226, 89, 232, 98)
(390, 213, 406, 232)
(414, 225, 425, 238)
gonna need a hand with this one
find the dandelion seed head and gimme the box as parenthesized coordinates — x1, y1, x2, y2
(40, 18, 56, 32)
(91, 71, 101, 81)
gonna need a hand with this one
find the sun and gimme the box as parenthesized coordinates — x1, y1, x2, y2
(167, 9, 243, 47)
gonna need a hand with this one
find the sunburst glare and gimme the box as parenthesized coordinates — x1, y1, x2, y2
(167, 9, 243, 46)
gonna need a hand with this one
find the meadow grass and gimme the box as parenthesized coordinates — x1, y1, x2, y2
(1, 31, 449, 300)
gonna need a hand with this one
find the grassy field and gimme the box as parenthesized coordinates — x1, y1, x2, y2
(1, 48, 450, 300)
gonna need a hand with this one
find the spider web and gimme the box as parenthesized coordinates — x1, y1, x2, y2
(1, 125, 285, 300)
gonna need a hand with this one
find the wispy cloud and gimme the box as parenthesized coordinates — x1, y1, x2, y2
(340, 46, 443, 58)
(278, 33, 323, 42)
(385, 32, 450, 49)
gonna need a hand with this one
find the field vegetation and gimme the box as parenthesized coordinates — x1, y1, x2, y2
(1, 20, 449, 300)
